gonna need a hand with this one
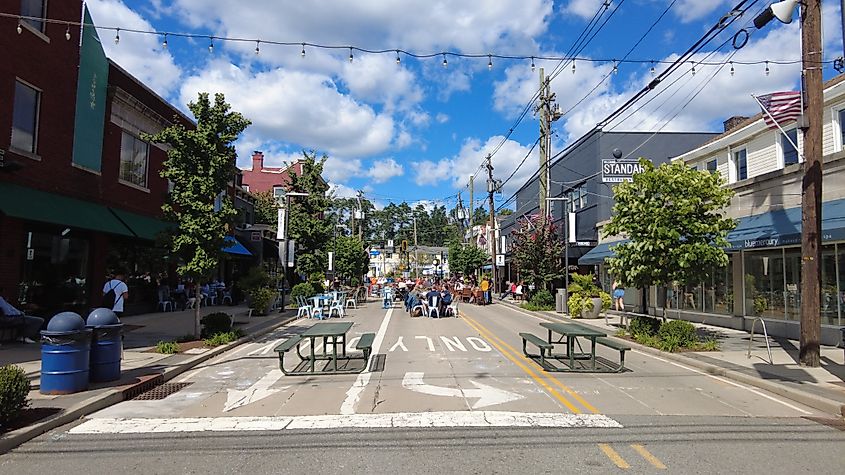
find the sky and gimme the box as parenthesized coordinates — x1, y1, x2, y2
(83, 0, 844, 211)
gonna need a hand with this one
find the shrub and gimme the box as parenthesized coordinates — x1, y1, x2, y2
(238, 266, 271, 292)
(248, 287, 277, 315)
(156, 341, 179, 354)
(695, 338, 720, 351)
(530, 289, 554, 308)
(0, 365, 30, 425)
(204, 329, 245, 347)
(290, 282, 316, 303)
(628, 316, 661, 338)
(308, 272, 325, 293)
(200, 312, 233, 337)
(658, 320, 698, 347)
(657, 334, 683, 352)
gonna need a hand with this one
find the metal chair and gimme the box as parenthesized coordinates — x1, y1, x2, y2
(345, 289, 358, 309)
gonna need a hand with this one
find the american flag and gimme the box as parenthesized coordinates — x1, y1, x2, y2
(755, 91, 802, 129)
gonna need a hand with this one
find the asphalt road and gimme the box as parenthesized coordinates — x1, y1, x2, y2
(2, 299, 843, 473)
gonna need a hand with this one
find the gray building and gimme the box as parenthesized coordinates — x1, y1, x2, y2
(500, 128, 717, 283)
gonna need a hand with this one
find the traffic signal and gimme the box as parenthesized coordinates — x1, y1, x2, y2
(401, 240, 408, 252)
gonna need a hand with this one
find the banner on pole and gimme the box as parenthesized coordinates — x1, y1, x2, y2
(287, 240, 295, 267)
(568, 212, 576, 243)
(276, 209, 285, 240)
(328, 251, 334, 271)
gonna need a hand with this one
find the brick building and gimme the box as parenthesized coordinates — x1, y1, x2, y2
(240, 151, 308, 199)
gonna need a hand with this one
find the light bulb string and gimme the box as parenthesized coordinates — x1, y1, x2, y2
(1, 12, 833, 67)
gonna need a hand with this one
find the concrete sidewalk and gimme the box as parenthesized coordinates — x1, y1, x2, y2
(0, 304, 299, 453)
(498, 298, 845, 417)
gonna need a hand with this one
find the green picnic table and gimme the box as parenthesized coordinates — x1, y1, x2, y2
(274, 322, 375, 376)
(519, 321, 630, 373)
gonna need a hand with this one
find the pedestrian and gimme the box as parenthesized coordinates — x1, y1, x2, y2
(103, 271, 129, 318)
(0, 287, 44, 344)
(480, 276, 491, 305)
(612, 278, 625, 312)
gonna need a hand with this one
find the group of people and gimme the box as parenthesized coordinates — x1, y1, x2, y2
(402, 283, 456, 318)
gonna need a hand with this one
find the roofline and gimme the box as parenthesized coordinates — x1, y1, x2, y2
(108, 59, 194, 126)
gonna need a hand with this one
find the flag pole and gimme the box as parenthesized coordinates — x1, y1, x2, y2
(751, 94, 804, 161)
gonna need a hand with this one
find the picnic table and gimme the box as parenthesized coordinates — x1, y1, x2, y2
(519, 321, 630, 373)
(274, 322, 375, 376)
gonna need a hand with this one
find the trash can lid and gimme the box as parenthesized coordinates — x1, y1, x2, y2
(86, 307, 120, 326)
(47, 312, 86, 332)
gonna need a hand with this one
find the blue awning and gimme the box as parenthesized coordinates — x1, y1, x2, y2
(222, 235, 252, 256)
(579, 241, 627, 265)
(727, 197, 845, 249)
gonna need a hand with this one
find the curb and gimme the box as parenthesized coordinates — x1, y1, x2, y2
(497, 300, 845, 418)
(0, 312, 300, 454)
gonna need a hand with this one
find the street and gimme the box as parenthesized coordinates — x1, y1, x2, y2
(2, 301, 843, 473)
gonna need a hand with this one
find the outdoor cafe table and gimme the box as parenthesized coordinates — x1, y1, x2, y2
(300, 321, 353, 372)
(539, 321, 607, 371)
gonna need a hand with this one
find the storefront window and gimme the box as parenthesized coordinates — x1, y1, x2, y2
(820, 245, 839, 326)
(783, 248, 801, 321)
(703, 259, 733, 315)
(106, 239, 170, 313)
(743, 249, 785, 319)
(19, 230, 90, 317)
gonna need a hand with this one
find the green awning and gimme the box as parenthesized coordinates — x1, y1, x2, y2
(109, 207, 174, 241)
(0, 182, 134, 237)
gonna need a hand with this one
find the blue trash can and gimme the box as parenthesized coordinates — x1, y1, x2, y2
(40, 312, 92, 395)
(86, 308, 123, 382)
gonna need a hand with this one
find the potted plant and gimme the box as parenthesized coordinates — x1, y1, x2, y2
(566, 273, 611, 319)
(247, 287, 277, 316)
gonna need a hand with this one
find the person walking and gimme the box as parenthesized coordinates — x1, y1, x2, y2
(103, 271, 129, 318)
(612, 278, 626, 327)
(480, 276, 491, 305)
(0, 287, 44, 344)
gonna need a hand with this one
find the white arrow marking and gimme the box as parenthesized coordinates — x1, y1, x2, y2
(223, 369, 287, 412)
(402, 372, 524, 409)
(389, 336, 408, 352)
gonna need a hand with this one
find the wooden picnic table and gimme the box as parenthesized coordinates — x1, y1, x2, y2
(539, 321, 607, 371)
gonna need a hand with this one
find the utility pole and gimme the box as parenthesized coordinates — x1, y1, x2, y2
(468, 174, 475, 245)
(538, 68, 548, 218)
(799, 0, 823, 367)
(486, 154, 499, 296)
(356, 190, 364, 242)
(413, 214, 419, 279)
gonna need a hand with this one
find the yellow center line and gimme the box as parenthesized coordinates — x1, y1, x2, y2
(458, 312, 582, 413)
(599, 444, 630, 469)
(461, 311, 600, 414)
(631, 444, 667, 470)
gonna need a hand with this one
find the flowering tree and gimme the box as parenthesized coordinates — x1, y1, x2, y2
(510, 215, 565, 291)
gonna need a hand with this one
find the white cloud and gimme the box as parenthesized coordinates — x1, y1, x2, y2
(329, 182, 359, 199)
(87, 0, 182, 98)
(340, 55, 424, 112)
(674, 0, 731, 23)
(179, 61, 396, 158)
(562, 0, 608, 20)
(435, 113, 449, 123)
(367, 158, 404, 183)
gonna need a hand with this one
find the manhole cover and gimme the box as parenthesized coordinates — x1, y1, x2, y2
(131, 382, 193, 400)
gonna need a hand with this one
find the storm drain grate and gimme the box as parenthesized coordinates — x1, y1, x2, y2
(131, 382, 193, 400)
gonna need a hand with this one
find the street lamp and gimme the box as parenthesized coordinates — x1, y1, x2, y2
(278, 191, 309, 310)
(753, 0, 823, 366)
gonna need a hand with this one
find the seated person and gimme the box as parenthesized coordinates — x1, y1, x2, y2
(441, 288, 454, 316)
(405, 292, 420, 313)
(425, 286, 443, 316)
(0, 287, 44, 344)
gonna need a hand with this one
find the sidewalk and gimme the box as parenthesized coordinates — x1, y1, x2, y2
(0, 304, 298, 453)
(498, 298, 845, 417)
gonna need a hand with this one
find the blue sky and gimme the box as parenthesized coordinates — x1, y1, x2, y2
(84, 0, 843, 210)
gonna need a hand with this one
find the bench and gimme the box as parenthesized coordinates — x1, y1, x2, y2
(274, 335, 304, 375)
(519, 332, 553, 367)
(356, 333, 376, 360)
(595, 336, 631, 372)
(0, 319, 27, 342)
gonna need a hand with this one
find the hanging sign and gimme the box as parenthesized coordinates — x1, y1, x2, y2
(601, 159, 645, 183)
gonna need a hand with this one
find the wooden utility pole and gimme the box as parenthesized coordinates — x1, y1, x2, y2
(538, 68, 548, 217)
(486, 154, 498, 295)
(413, 214, 419, 279)
(468, 174, 475, 246)
(799, 0, 823, 367)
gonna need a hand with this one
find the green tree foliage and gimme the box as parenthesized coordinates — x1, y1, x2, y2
(603, 159, 735, 289)
(447, 240, 488, 276)
(252, 190, 279, 227)
(148, 92, 250, 336)
(471, 206, 489, 226)
(334, 235, 368, 281)
(285, 151, 331, 278)
(510, 214, 564, 291)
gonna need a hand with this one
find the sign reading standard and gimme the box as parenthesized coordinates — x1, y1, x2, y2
(601, 159, 645, 183)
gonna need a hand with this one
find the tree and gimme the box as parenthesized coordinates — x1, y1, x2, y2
(448, 240, 488, 276)
(603, 158, 735, 291)
(252, 190, 279, 227)
(471, 206, 489, 226)
(285, 151, 331, 280)
(148, 92, 250, 336)
(510, 215, 565, 291)
(334, 235, 368, 282)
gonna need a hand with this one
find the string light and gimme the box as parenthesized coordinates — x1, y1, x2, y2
(691, 61, 696, 76)
(65, 24, 70, 41)
(442, 53, 447, 68)
(612, 60, 618, 74)
(764, 60, 770, 76)
(300, 43, 305, 57)
(487, 54, 492, 70)
(16, 22, 22, 34)
(348, 47, 353, 63)
(114, 28, 120, 44)
(650, 61, 655, 76)
(730, 61, 735, 76)
(255, 40, 260, 55)
(395, 50, 400, 64)
(208, 37, 214, 53)
(571, 60, 576, 74)
(530, 56, 535, 72)
(162, 33, 168, 48)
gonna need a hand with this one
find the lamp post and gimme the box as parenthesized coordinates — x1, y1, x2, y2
(278, 191, 309, 310)
(753, 0, 822, 366)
